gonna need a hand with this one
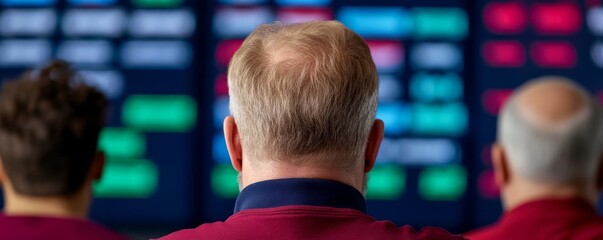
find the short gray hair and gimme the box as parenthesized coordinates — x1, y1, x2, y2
(228, 21, 378, 169)
(499, 77, 603, 184)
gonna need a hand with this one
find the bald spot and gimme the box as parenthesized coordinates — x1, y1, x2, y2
(516, 78, 587, 128)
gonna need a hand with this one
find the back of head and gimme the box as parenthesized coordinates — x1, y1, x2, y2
(228, 21, 378, 169)
(0, 60, 107, 196)
(498, 76, 603, 185)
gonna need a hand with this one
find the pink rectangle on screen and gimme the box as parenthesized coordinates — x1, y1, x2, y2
(479, 170, 500, 198)
(215, 40, 243, 67)
(530, 41, 576, 68)
(215, 74, 229, 96)
(277, 8, 332, 24)
(367, 40, 404, 72)
(482, 89, 512, 115)
(482, 40, 525, 67)
(532, 3, 581, 35)
(483, 2, 527, 34)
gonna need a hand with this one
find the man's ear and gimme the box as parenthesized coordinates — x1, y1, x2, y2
(364, 120, 384, 173)
(224, 116, 243, 172)
(91, 152, 105, 180)
(492, 143, 510, 187)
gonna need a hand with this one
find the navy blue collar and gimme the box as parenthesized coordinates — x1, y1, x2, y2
(234, 178, 367, 214)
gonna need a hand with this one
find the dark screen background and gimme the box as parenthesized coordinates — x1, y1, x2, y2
(0, 0, 601, 238)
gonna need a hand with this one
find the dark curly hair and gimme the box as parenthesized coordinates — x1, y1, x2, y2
(0, 60, 107, 196)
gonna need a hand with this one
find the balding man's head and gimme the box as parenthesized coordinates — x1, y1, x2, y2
(228, 21, 378, 169)
(498, 76, 603, 185)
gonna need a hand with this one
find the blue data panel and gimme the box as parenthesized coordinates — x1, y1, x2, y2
(377, 103, 411, 136)
(338, 7, 412, 39)
(68, 0, 117, 5)
(275, 0, 330, 6)
(2, 0, 55, 6)
(213, 7, 274, 38)
(0, 9, 56, 36)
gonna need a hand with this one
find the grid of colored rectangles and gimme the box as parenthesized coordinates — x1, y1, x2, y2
(211, 0, 469, 202)
(476, 1, 603, 201)
(480, 2, 599, 69)
(0, 0, 198, 198)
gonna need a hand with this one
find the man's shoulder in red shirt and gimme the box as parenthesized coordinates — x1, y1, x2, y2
(161, 206, 464, 240)
(466, 198, 603, 240)
(160, 179, 465, 240)
(0, 214, 127, 240)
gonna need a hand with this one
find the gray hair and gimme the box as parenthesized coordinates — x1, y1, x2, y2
(499, 77, 603, 184)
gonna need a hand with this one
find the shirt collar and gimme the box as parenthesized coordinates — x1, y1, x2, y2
(233, 178, 367, 214)
(502, 197, 598, 223)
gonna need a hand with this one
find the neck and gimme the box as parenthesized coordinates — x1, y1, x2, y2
(240, 160, 365, 193)
(502, 179, 597, 211)
(3, 185, 90, 219)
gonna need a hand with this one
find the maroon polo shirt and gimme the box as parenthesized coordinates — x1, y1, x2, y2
(466, 198, 603, 240)
(0, 214, 127, 240)
(160, 178, 466, 240)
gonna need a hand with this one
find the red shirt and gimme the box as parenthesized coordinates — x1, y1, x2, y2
(0, 214, 127, 240)
(466, 198, 603, 240)
(160, 178, 466, 240)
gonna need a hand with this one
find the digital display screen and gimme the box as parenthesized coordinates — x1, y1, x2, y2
(208, 0, 470, 231)
(0, 0, 601, 236)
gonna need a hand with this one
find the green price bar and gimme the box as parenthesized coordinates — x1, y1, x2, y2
(413, 8, 468, 40)
(132, 0, 183, 7)
(366, 165, 405, 200)
(418, 165, 467, 201)
(410, 73, 463, 102)
(412, 103, 468, 136)
(94, 159, 158, 198)
(98, 128, 145, 159)
(123, 95, 197, 132)
(211, 164, 240, 198)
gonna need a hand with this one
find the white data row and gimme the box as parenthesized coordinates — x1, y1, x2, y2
(0, 9, 195, 38)
(0, 40, 192, 68)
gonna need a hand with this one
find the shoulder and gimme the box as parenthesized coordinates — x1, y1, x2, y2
(0, 215, 126, 240)
(157, 229, 198, 240)
(158, 210, 467, 240)
(570, 218, 603, 240)
(77, 221, 127, 240)
(45, 218, 126, 240)
(159, 223, 466, 240)
(464, 224, 498, 240)
(158, 222, 228, 240)
(401, 225, 467, 240)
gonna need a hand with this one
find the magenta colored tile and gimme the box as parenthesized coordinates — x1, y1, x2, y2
(483, 2, 527, 34)
(277, 7, 333, 24)
(532, 3, 581, 35)
(530, 41, 576, 68)
(479, 170, 500, 198)
(482, 89, 512, 115)
(215, 74, 229, 97)
(367, 40, 404, 72)
(482, 40, 525, 67)
(215, 39, 243, 67)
